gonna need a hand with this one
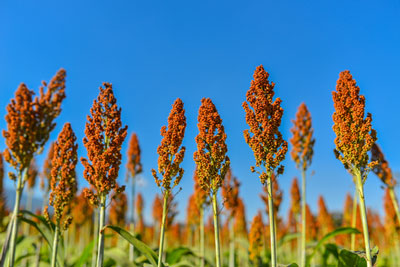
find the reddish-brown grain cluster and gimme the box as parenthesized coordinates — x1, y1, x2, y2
(290, 103, 315, 171)
(3, 69, 66, 171)
(384, 188, 398, 234)
(233, 198, 248, 236)
(152, 98, 186, 191)
(243, 65, 288, 183)
(136, 193, 145, 234)
(72, 191, 93, 227)
(45, 123, 78, 230)
(126, 133, 143, 178)
(248, 211, 263, 263)
(332, 70, 377, 172)
(221, 168, 240, 218)
(193, 168, 207, 209)
(290, 178, 301, 215)
(152, 194, 178, 228)
(186, 194, 199, 227)
(371, 143, 396, 188)
(194, 98, 230, 195)
(34, 69, 67, 149)
(316, 196, 335, 238)
(81, 83, 127, 205)
(305, 204, 318, 241)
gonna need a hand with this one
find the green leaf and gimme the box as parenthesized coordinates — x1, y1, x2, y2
(307, 227, 360, 265)
(285, 264, 299, 267)
(277, 232, 301, 247)
(19, 217, 52, 247)
(338, 249, 367, 267)
(166, 247, 194, 264)
(72, 240, 94, 267)
(104, 225, 161, 267)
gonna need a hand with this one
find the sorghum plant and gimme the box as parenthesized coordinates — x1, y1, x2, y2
(126, 133, 143, 260)
(316, 196, 335, 238)
(249, 211, 264, 266)
(41, 142, 55, 202)
(243, 65, 288, 267)
(371, 143, 400, 227)
(0, 153, 7, 230)
(194, 98, 230, 267)
(135, 193, 145, 236)
(152, 98, 186, 267)
(81, 83, 127, 267)
(2, 69, 66, 266)
(332, 70, 377, 267)
(44, 123, 78, 267)
(305, 204, 317, 242)
(221, 168, 240, 267)
(290, 102, 315, 267)
(289, 178, 301, 259)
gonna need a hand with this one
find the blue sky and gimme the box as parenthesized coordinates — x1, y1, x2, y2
(1, 1, 399, 224)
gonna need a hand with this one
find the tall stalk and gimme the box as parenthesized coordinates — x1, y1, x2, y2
(388, 188, 400, 227)
(350, 188, 358, 251)
(8, 168, 25, 267)
(96, 194, 106, 267)
(266, 174, 277, 267)
(300, 170, 306, 267)
(129, 178, 136, 263)
(355, 171, 372, 267)
(91, 208, 99, 267)
(199, 206, 205, 267)
(157, 190, 169, 267)
(212, 193, 222, 267)
(51, 223, 60, 267)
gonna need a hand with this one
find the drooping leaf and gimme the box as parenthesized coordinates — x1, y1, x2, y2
(338, 249, 367, 267)
(104, 225, 161, 267)
(307, 227, 360, 265)
(277, 232, 301, 247)
(166, 247, 194, 264)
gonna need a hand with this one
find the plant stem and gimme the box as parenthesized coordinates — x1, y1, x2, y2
(212, 192, 222, 267)
(350, 187, 358, 251)
(8, 168, 25, 267)
(266, 173, 277, 267)
(96, 194, 106, 267)
(129, 177, 136, 263)
(158, 190, 169, 267)
(200, 205, 205, 267)
(51, 223, 59, 267)
(92, 208, 99, 267)
(229, 216, 235, 267)
(355, 170, 372, 267)
(389, 187, 400, 227)
(300, 169, 306, 267)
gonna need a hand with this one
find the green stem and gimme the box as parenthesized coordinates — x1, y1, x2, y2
(229, 216, 235, 267)
(350, 188, 358, 251)
(200, 206, 205, 267)
(92, 208, 99, 267)
(388, 187, 400, 228)
(8, 168, 25, 267)
(157, 190, 169, 267)
(96, 194, 106, 267)
(51, 223, 59, 267)
(355, 170, 372, 267)
(300, 169, 306, 267)
(212, 193, 221, 267)
(266, 173, 277, 267)
(129, 177, 136, 263)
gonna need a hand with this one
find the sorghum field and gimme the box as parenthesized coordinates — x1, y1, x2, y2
(0, 65, 396, 267)
(1, 2, 399, 267)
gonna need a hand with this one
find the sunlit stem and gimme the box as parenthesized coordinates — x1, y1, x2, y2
(200, 205, 205, 267)
(266, 172, 277, 267)
(50, 223, 60, 267)
(212, 193, 222, 267)
(350, 187, 358, 251)
(129, 177, 136, 263)
(91, 208, 99, 267)
(96, 194, 106, 267)
(354, 170, 372, 267)
(157, 190, 169, 267)
(388, 187, 400, 227)
(300, 169, 306, 267)
(8, 168, 26, 267)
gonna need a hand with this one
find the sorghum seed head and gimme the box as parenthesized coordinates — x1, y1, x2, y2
(126, 133, 143, 179)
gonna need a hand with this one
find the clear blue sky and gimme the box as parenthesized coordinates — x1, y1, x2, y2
(1, 1, 399, 224)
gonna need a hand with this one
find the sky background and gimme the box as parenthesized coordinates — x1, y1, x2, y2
(1, 0, 399, 225)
